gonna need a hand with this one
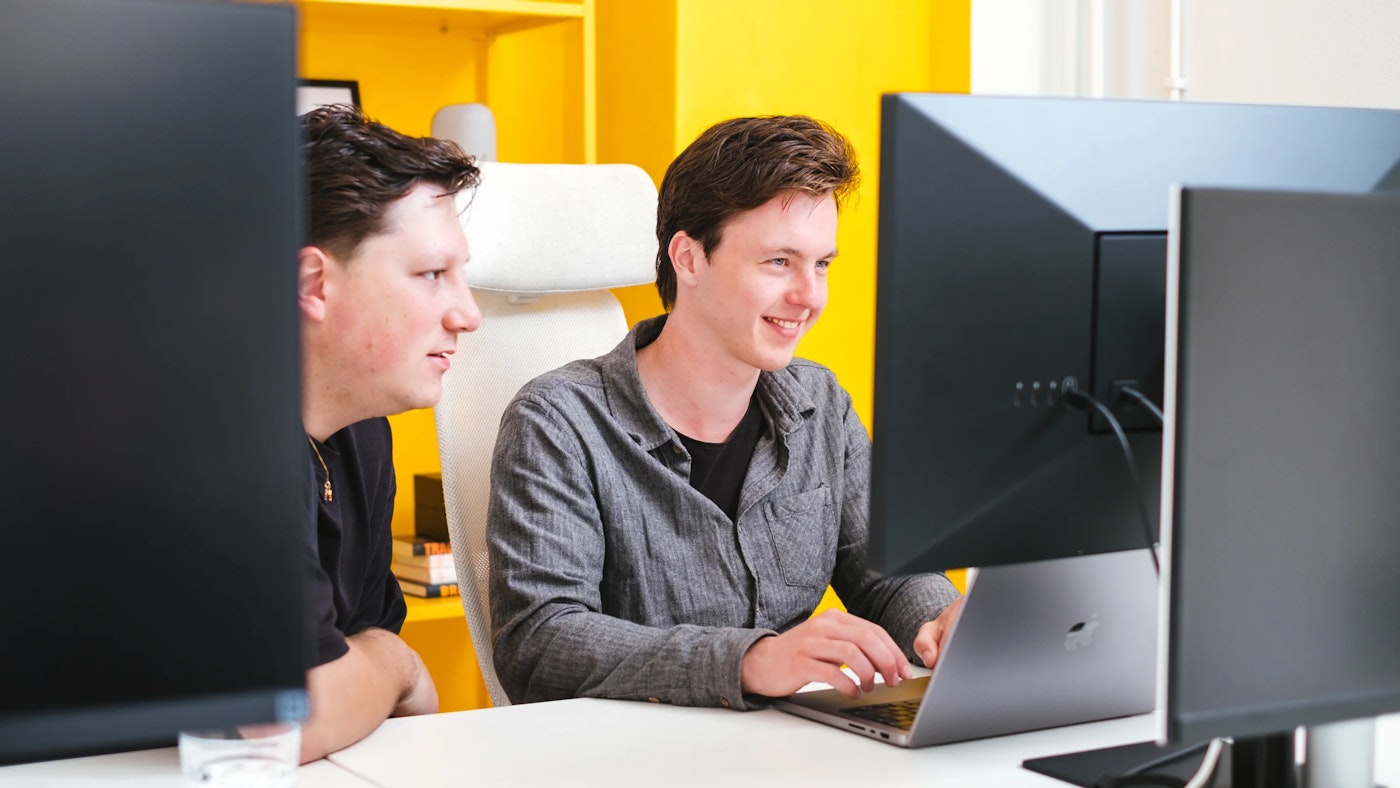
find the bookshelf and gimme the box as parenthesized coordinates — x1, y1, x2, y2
(291, 0, 597, 161)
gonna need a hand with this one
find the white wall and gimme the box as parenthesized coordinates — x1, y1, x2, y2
(972, 0, 1400, 109)
(1186, 0, 1400, 108)
(971, 0, 1169, 99)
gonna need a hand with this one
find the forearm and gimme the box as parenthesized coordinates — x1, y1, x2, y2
(494, 604, 771, 709)
(299, 628, 434, 763)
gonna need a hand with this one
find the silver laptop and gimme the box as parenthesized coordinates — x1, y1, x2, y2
(774, 549, 1158, 747)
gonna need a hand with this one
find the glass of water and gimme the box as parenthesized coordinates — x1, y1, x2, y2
(178, 721, 300, 787)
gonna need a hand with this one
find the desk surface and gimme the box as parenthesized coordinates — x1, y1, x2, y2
(330, 701, 1400, 788)
(329, 700, 1150, 788)
(0, 747, 374, 787)
(6, 705, 1396, 787)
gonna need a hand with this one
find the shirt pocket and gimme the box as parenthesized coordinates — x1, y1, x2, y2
(764, 485, 836, 589)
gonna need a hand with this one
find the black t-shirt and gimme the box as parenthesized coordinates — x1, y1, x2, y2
(677, 393, 765, 521)
(304, 417, 406, 668)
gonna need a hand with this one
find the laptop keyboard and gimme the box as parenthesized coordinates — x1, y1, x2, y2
(843, 698, 920, 730)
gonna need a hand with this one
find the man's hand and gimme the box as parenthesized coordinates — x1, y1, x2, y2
(912, 598, 963, 668)
(392, 649, 439, 717)
(300, 628, 437, 763)
(740, 609, 913, 700)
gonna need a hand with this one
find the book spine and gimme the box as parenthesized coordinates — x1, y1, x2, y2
(392, 539, 452, 558)
(392, 564, 457, 585)
(391, 552, 456, 569)
(398, 579, 460, 599)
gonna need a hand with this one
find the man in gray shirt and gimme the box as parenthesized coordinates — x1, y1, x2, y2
(487, 115, 961, 709)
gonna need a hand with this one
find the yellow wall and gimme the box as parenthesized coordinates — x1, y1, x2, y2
(488, 19, 588, 163)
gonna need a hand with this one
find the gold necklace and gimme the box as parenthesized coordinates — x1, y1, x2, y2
(308, 436, 333, 503)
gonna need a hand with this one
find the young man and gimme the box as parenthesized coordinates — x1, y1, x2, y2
(296, 105, 482, 760)
(487, 115, 960, 709)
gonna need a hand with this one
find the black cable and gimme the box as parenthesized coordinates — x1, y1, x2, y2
(1117, 385, 1165, 424)
(1061, 383, 1161, 577)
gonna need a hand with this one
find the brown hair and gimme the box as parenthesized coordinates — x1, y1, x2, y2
(300, 104, 481, 261)
(654, 115, 860, 310)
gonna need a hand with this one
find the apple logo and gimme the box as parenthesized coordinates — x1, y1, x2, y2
(1064, 613, 1101, 652)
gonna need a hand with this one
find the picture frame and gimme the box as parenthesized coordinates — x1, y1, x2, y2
(297, 79, 361, 115)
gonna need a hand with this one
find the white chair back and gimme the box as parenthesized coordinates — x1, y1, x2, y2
(434, 161, 657, 706)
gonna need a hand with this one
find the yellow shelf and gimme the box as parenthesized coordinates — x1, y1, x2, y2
(298, 0, 583, 30)
(404, 595, 467, 624)
(292, 0, 596, 160)
(303, 0, 582, 12)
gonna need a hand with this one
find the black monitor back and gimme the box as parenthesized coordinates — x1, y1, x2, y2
(872, 94, 1400, 575)
(0, 0, 307, 763)
(1164, 188, 1400, 744)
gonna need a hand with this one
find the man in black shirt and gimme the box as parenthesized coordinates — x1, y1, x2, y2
(296, 105, 482, 761)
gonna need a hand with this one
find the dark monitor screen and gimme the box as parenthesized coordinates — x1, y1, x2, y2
(0, 0, 307, 764)
(871, 93, 1400, 575)
(1163, 187, 1400, 745)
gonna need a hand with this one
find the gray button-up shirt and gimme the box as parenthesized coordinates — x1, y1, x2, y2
(487, 315, 960, 708)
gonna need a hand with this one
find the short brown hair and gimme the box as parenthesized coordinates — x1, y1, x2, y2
(300, 104, 481, 261)
(654, 115, 860, 310)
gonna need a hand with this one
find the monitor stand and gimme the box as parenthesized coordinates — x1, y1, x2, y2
(1232, 732, 1295, 788)
(1025, 718, 1382, 788)
(1021, 738, 1212, 786)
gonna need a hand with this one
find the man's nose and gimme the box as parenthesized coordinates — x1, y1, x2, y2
(787, 266, 824, 308)
(445, 284, 482, 333)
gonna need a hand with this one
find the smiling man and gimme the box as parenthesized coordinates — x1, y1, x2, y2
(486, 115, 961, 709)
(297, 105, 481, 760)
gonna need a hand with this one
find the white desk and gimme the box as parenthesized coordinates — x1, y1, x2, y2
(0, 747, 375, 787)
(330, 701, 1400, 788)
(6, 708, 1395, 786)
(329, 700, 1148, 787)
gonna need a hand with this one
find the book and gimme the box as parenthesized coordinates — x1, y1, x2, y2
(392, 535, 452, 559)
(392, 561, 457, 586)
(397, 578, 459, 599)
(391, 551, 456, 570)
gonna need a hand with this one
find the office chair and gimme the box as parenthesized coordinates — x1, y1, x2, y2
(435, 161, 658, 707)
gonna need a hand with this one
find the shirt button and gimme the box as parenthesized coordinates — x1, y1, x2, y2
(647, 696, 660, 703)
(672, 444, 682, 455)
(720, 697, 731, 709)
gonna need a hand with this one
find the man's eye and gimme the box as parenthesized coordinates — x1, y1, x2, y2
(769, 258, 788, 267)
(423, 270, 442, 281)
(816, 260, 832, 270)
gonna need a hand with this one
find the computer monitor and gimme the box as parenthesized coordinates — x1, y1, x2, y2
(870, 93, 1400, 576)
(0, 0, 307, 764)
(1161, 187, 1400, 784)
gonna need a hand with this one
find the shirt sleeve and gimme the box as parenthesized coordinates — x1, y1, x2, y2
(487, 393, 772, 709)
(827, 386, 962, 660)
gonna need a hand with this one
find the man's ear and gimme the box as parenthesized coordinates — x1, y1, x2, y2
(297, 246, 333, 322)
(668, 231, 705, 289)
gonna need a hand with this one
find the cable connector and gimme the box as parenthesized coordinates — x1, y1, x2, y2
(1060, 376, 1089, 409)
